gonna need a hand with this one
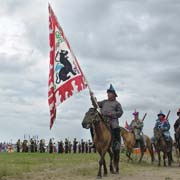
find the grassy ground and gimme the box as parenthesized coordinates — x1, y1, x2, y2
(0, 152, 179, 180)
(0, 152, 140, 179)
(0, 152, 99, 179)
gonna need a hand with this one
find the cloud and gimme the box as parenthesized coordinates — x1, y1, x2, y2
(0, 0, 180, 142)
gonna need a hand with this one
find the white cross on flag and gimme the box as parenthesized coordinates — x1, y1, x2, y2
(48, 4, 87, 129)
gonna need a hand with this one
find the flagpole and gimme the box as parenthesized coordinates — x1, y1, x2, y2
(84, 76, 101, 113)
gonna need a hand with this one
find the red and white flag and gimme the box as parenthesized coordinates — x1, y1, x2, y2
(48, 4, 87, 129)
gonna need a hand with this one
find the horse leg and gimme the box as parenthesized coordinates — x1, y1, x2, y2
(126, 149, 133, 161)
(149, 144, 155, 163)
(179, 148, 180, 167)
(103, 158, 108, 177)
(178, 148, 180, 167)
(157, 151, 161, 166)
(126, 151, 130, 161)
(126, 150, 129, 161)
(97, 155, 104, 178)
(108, 148, 115, 174)
(148, 146, 154, 163)
(163, 152, 167, 167)
(167, 152, 171, 166)
(114, 149, 120, 173)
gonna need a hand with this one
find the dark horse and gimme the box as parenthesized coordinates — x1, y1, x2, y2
(82, 108, 119, 178)
(175, 126, 180, 166)
(120, 127, 154, 163)
(153, 128, 172, 166)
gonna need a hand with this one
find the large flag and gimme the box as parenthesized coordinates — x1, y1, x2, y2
(48, 4, 87, 129)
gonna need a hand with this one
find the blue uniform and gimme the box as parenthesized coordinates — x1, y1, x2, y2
(154, 119, 171, 141)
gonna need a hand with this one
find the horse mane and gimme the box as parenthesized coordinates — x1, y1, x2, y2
(120, 126, 130, 135)
(92, 110, 111, 132)
(120, 126, 128, 131)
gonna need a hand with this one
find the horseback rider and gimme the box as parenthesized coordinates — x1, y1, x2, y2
(90, 84, 123, 151)
(130, 110, 145, 150)
(174, 108, 180, 147)
(154, 111, 171, 142)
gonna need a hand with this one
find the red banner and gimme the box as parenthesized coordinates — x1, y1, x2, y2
(48, 4, 87, 129)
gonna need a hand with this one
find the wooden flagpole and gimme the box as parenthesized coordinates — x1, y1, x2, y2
(83, 75, 101, 114)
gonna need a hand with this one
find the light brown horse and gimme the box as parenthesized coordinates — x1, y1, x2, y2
(120, 127, 154, 163)
(82, 108, 119, 178)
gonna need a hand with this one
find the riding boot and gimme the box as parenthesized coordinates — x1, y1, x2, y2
(112, 128, 121, 151)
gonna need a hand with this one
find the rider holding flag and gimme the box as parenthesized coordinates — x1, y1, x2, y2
(90, 84, 123, 151)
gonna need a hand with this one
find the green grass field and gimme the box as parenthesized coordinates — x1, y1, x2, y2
(0, 152, 153, 180)
(0, 153, 97, 179)
(0, 152, 178, 180)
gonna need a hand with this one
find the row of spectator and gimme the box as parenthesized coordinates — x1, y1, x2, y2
(14, 138, 96, 153)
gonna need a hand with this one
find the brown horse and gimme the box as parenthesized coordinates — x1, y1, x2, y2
(120, 127, 154, 163)
(175, 127, 180, 166)
(153, 128, 172, 166)
(82, 108, 119, 178)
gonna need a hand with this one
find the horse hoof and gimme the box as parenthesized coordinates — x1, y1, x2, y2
(96, 175, 102, 179)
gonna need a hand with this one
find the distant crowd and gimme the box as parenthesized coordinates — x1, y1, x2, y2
(0, 138, 96, 153)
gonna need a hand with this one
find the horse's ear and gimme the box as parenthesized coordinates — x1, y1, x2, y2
(89, 107, 95, 112)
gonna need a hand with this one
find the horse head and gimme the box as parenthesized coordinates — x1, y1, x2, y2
(154, 127, 163, 141)
(119, 127, 126, 136)
(81, 108, 100, 129)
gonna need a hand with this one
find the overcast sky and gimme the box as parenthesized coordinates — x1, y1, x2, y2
(0, 0, 180, 143)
